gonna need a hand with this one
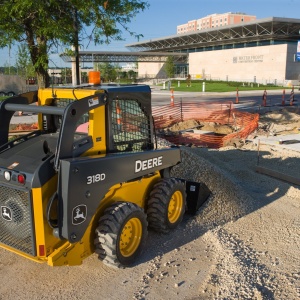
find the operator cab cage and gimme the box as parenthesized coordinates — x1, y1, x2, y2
(0, 84, 154, 169)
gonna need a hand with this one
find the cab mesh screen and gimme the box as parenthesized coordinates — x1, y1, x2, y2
(112, 99, 151, 152)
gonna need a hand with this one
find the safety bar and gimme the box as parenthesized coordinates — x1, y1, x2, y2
(4, 103, 65, 116)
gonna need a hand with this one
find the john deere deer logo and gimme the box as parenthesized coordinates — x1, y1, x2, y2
(1, 206, 12, 221)
(72, 205, 87, 225)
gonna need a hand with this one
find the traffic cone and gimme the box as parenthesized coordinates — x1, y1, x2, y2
(290, 86, 294, 106)
(282, 89, 285, 106)
(262, 90, 267, 107)
(170, 89, 174, 107)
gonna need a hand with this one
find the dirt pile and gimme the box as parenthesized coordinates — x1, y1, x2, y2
(257, 108, 300, 136)
(165, 119, 237, 135)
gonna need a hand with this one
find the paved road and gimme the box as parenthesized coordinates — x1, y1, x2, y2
(151, 86, 299, 113)
(11, 112, 38, 124)
(11, 86, 299, 135)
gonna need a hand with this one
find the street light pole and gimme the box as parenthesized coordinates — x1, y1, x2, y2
(73, 8, 80, 86)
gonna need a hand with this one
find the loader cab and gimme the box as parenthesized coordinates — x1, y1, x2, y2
(37, 84, 154, 157)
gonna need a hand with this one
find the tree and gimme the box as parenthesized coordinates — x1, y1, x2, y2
(94, 62, 118, 82)
(61, 68, 72, 84)
(128, 69, 137, 81)
(164, 56, 175, 78)
(15, 44, 35, 79)
(81, 72, 88, 84)
(0, 1, 149, 88)
(3, 62, 14, 75)
(120, 71, 127, 79)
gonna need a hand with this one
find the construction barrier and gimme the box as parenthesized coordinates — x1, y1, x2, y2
(170, 89, 174, 107)
(262, 90, 267, 107)
(153, 99, 259, 149)
(290, 86, 294, 106)
(282, 89, 285, 106)
(9, 123, 39, 136)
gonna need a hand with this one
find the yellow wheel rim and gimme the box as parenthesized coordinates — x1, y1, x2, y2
(119, 217, 142, 257)
(168, 190, 183, 224)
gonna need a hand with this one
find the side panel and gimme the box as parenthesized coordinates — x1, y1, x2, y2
(58, 148, 181, 242)
(32, 175, 64, 258)
(47, 172, 161, 266)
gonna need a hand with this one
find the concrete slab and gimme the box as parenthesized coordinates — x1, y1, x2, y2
(192, 129, 215, 135)
(251, 133, 300, 152)
(11, 113, 38, 125)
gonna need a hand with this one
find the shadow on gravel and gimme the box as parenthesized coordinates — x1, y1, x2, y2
(134, 146, 299, 265)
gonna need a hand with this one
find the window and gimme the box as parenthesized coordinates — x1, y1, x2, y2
(111, 99, 151, 152)
(51, 98, 75, 132)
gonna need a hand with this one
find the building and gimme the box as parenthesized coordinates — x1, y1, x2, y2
(121, 63, 138, 72)
(60, 17, 300, 86)
(127, 17, 300, 85)
(48, 67, 93, 84)
(177, 12, 256, 34)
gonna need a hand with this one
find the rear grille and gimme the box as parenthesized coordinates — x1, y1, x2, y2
(0, 185, 36, 256)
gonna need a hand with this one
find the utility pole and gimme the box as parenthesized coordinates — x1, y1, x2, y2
(73, 8, 80, 86)
(8, 45, 11, 75)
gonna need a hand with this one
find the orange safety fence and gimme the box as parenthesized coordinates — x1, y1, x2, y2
(12, 123, 39, 131)
(152, 103, 182, 128)
(9, 123, 39, 136)
(153, 100, 259, 148)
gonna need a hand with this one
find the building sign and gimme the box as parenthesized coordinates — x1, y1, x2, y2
(233, 55, 264, 63)
(296, 41, 300, 62)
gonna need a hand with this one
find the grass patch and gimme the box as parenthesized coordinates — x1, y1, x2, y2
(161, 80, 284, 92)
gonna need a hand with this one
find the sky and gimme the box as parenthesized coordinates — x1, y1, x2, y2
(1, 0, 300, 68)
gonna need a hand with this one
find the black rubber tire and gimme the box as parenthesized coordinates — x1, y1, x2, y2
(7, 91, 15, 97)
(0, 91, 6, 97)
(147, 178, 186, 233)
(94, 202, 148, 268)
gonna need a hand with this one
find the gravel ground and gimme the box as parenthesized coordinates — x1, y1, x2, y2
(0, 109, 299, 300)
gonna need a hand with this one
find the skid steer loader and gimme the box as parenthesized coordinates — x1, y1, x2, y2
(0, 83, 208, 268)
